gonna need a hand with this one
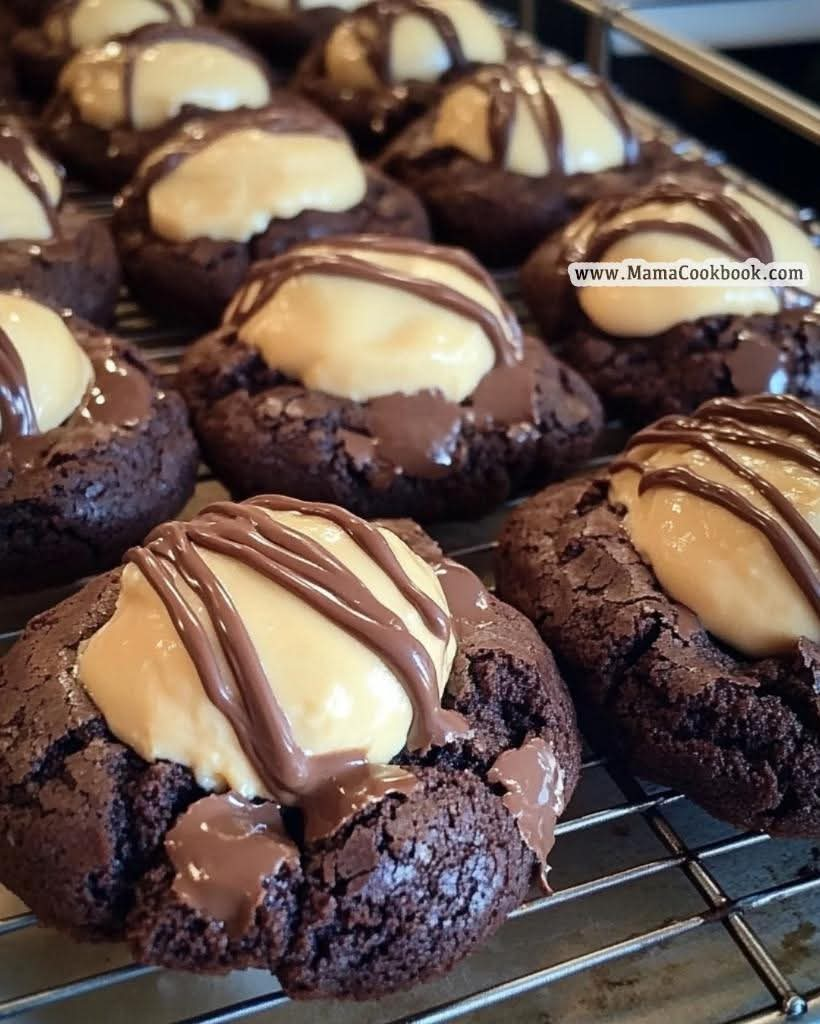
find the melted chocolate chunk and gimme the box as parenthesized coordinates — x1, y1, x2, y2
(166, 792, 298, 938)
(434, 558, 493, 636)
(726, 330, 790, 394)
(303, 764, 419, 841)
(488, 736, 564, 889)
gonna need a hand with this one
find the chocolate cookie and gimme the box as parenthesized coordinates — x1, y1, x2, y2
(41, 23, 276, 189)
(0, 123, 120, 324)
(0, 497, 581, 997)
(2, 0, 50, 26)
(12, 0, 202, 101)
(521, 174, 820, 425)
(294, 0, 534, 155)
(177, 235, 603, 520)
(112, 102, 430, 325)
(381, 60, 712, 267)
(0, 291, 198, 593)
(218, 0, 359, 68)
(498, 393, 820, 836)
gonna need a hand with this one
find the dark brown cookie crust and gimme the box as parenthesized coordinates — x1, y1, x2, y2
(176, 330, 603, 521)
(12, 24, 72, 101)
(0, 521, 581, 996)
(293, 29, 535, 157)
(0, 318, 199, 594)
(113, 165, 431, 326)
(382, 123, 709, 267)
(39, 25, 277, 190)
(3, 0, 49, 26)
(218, 0, 344, 68)
(547, 311, 820, 426)
(497, 475, 820, 837)
(0, 206, 121, 325)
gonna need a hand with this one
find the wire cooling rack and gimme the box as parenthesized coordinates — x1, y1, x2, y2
(2, 29, 820, 1024)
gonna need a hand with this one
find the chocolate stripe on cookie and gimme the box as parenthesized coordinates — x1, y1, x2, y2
(0, 130, 59, 238)
(119, 24, 270, 127)
(612, 394, 820, 616)
(126, 496, 468, 803)
(480, 62, 638, 175)
(46, 0, 193, 46)
(350, 0, 468, 85)
(583, 180, 775, 265)
(227, 235, 523, 366)
(0, 328, 38, 441)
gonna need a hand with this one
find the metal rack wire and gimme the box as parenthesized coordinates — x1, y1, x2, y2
(1, 6, 820, 1024)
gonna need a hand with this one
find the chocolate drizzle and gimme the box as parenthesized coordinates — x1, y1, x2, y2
(132, 103, 346, 191)
(346, 0, 469, 86)
(165, 792, 299, 937)
(0, 128, 60, 239)
(434, 558, 493, 636)
(611, 394, 820, 617)
(126, 495, 469, 804)
(488, 736, 564, 889)
(227, 235, 523, 367)
(566, 176, 818, 312)
(475, 61, 639, 175)
(147, 512, 564, 930)
(0, 323, 154, 470)
(0, 329, 37, 442)
(106, 24, 271, 129)
(47, 0, 194, 49)
(584, 179, 774, 264)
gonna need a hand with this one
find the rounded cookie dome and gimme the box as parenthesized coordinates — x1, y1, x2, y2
(78, 495, 464, 800)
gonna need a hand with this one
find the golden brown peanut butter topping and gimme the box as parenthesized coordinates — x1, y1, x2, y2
(611, 394, 820, 657)
(223, 235, 523, 404)
(78, 496, 465, 802)
(58, 26, 270, 131)
(432, 62, 637, 178)
(563, 179, 820, 337)
(323, 0, 504, 90)
(44, 0, 196, 50)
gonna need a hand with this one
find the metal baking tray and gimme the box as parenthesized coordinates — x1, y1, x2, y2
(2, 22, 820, 1024)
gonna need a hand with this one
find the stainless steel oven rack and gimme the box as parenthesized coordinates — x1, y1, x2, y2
(1, 8, 820, 1023)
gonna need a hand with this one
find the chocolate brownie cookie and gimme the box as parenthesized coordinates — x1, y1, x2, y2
(381, 60, 712, 267)
(178, 235, 603, 519)
(2, 0, 50, 26)
(12, 0, 201, 101)
(0, 291, 198, 593)
(218, 0, 365, 68)
(294, 0, 533, 155)
(521, 175, 820, 425)
(41, 23, 275, 189)
(112, 102, 430, 325)
(0, 123, 120, 324)
(498, 393, 820, 836)
(0, 497, 581, 997)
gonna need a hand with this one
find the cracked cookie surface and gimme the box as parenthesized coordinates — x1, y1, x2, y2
(497, 475, 820, 835)
(0, 520, 580, 998)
